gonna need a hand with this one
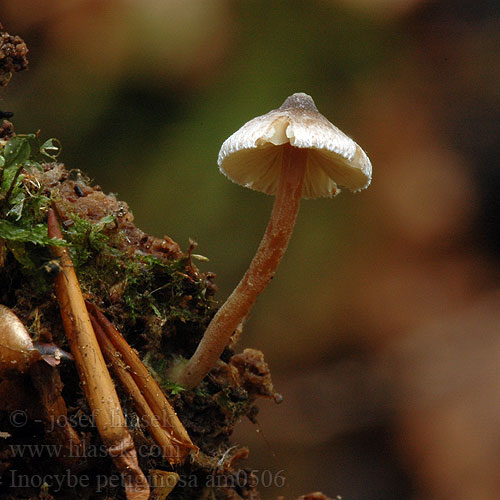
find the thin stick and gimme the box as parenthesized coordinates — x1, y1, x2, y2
(90, 313, 193, 464)
(47, 208, 149, 500)
(86, 302, 196, 461)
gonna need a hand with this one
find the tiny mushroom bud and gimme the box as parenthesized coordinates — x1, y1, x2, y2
(175, 93, 372, 389)
(0, 305, 42, 378)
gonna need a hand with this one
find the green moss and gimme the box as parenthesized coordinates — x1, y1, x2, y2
(62, 213, 116, 267)
(0, 133, 66, 293)
(0, 130, 214, 337)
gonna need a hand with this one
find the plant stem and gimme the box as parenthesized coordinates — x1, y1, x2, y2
(0, 164, 23, 208)
(87, 302, 197, 463)
(48, 208, 149, 500)
(90, 314, 188, 463)
(177, 144, 308, 389)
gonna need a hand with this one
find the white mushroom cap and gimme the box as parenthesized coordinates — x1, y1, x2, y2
(218, 93, 372, 199)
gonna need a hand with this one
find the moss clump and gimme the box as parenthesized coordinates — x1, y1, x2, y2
(0, 124, 277, 500)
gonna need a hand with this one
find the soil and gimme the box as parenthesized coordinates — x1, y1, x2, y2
(0, 24, 28, 88)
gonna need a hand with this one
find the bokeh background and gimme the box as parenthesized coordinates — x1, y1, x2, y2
(1, 0, 500, 498)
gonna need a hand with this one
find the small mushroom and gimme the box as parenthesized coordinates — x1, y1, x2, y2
(0, 305, 41, 378)
(176, 93, 372, 389)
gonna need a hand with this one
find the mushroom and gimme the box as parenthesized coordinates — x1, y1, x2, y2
(176, 92, 372, 389)
(0, 305, 41, 378)
(0, 305, 73, 378)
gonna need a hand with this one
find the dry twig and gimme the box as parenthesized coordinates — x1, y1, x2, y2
(87, 302, 197, 463)
(47, 208, 149, 500)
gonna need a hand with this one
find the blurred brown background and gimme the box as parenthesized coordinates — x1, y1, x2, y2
(1, 0, 499, 498)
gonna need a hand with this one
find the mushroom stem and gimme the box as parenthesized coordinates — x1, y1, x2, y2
(177, 144, 308, 389)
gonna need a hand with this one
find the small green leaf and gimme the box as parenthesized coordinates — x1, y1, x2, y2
(150, 303, 161, 316)
(4, 137, 31, 168)
(94, 214, 115, 230)
(0, 220, 66, 246)
(1, 164, 18, 189)
(0, 220, 43, 244)
(6, 191, 26, 220)
(40, 138, 62, 160)
(21, 133, 38, 140)
(7, 242, 36, 269)
(163, 381, 186, 396)
(88, 214, 115, 247)
(24, 160, 44, 172)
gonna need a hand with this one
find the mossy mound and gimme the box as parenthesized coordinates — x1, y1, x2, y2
(0, 124, 276, 499)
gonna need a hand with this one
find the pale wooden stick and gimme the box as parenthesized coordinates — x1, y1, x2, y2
(90, 314, 190, 464)
(47, 208, 149, 500)
(86, 302, 197, 462)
